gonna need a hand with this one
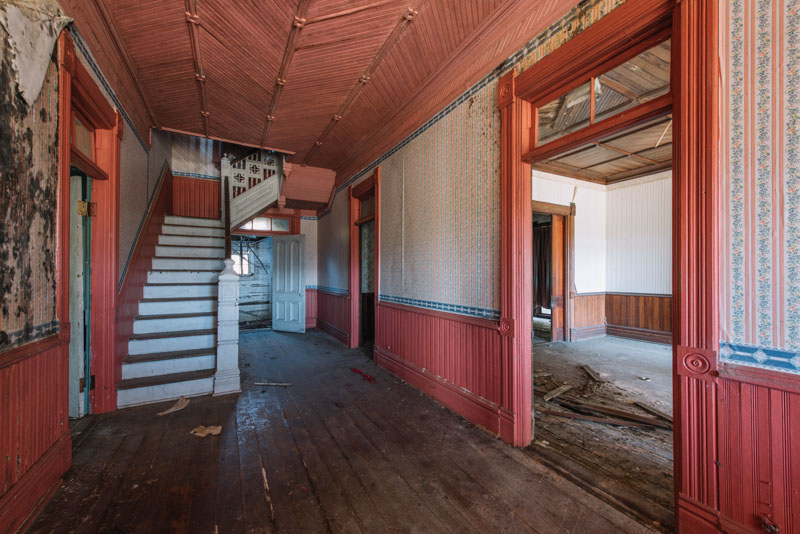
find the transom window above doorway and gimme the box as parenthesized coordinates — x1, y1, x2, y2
(239, 216, 290, 233)
(535, 39, 671, 146)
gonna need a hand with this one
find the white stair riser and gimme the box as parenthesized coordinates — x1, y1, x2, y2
(117, 378, 214, 408)
(152, 257, 224, 270)
(164, 215, 223, 228)
(159, 234, 224, 247)
(139, 299, 216, 315)
(134, 314, 216, 334)
(122, 354, 215, 380)
(129, 333, 215, 355)
(148, 270, 219, 284)
(161, 224, 224, 237)
(143, 284, 217, 299)
(155, 245, 224, 258)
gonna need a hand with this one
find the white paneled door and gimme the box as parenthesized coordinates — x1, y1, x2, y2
(272, 234, 306, 333)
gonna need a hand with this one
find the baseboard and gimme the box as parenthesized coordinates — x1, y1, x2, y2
(374, 346, 501, 436)
(606, 324, 672, 344)
(570, 324, 606, 340)
(317, 318, 349, 346)
(678, 495, 723, 533)
(0, 433, 71, 533)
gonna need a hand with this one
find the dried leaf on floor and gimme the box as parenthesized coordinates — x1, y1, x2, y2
(157, 396, 190, 416)
(190, 425, 222, 437)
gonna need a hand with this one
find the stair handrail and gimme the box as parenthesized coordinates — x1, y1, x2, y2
(224, 175, 232, 259)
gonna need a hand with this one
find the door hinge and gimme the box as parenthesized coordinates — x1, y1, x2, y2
(79, 375, 96, 393)
(77, 200, 97, 217)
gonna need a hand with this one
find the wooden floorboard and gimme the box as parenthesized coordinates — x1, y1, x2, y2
(30, 329, 655, 534)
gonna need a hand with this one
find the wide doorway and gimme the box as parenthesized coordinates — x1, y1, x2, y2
(525, 36, 675, 532)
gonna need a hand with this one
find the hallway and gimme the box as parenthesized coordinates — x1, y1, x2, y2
(31, 330, 652, 533)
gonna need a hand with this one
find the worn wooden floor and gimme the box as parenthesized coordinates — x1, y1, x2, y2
(31, 330, 654, 533)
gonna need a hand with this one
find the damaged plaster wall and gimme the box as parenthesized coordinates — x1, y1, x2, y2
(0, 22, 59, 351)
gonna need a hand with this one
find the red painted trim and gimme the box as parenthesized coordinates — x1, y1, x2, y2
(116, 167, 174, 390)
(0, 335, 60, 370)
(0, 433, 71, 533)
(375, 346, 501, 435)
(497, 70, 533, 446)
(377, 301, 499, 331)
(347, 168, 379, 350)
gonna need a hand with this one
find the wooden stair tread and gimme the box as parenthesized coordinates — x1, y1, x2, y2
(157, 244, 224, 249)
(117, 369, 215, 390)
(129, 328, 216, 341)
(145, 282, 217, 287)
(140, 296, 216, 303)
(123, 347, 215, 365)
(135, 311, 217, 321)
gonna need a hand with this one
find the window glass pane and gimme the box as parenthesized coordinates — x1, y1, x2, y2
(272, 218, 290, 232)
(241, 220, 253, 230)
(252, 217, 271, 231)
(537, 82, 592, 145)
(595, 39, 671, 123)
(74, 116, 93, 160)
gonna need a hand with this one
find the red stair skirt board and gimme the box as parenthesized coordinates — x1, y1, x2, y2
(116, 167, 175, 407)
(172, 175, 220, 219)
(374, 302, 504, 436)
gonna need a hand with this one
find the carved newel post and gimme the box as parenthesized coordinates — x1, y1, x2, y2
(214, 258, 241, 396)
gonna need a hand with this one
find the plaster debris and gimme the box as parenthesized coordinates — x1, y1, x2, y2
(190, 425, 222, 437)
(156, 396, 190, 416)
(0, 1, 71, 107)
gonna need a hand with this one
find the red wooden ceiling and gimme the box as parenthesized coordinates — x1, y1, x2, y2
(61, 0, 577, 184)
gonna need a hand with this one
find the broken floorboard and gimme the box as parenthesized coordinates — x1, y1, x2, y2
(31, 330, 654, 533)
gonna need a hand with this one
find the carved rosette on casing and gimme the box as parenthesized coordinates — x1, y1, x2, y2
(677, 346, 717, 382)
(499, 317, 515, 337)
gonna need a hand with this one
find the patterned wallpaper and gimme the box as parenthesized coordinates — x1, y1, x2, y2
(316, 0, 626, 318)
(720, 0, 800, 372)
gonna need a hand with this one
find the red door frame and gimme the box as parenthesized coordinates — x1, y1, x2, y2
(57, 33, 121, 414)
(502, 0, 722, 530)
(348, 168, 380, 349)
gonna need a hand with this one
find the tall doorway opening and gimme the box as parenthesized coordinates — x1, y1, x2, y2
(68, 168, 92, 418)
(521, 33, 676, 531)
(349, 168, 379, 353)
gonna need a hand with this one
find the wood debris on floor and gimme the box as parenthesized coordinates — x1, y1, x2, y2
(529, 352, 674, 533)
(31, 330, 655, 534)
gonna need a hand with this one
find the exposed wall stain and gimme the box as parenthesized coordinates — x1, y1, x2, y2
(0, 25, 59, 352)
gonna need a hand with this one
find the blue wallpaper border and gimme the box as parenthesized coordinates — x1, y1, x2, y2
(379, 294, 500, 320)
(308, 285, 349, 296)
(720, 342, 800, 375)
(173, 171, 220, 181)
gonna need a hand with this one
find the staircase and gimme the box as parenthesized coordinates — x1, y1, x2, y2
(117, 215, 225, 408)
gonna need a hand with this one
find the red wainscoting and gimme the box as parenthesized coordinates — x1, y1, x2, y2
(172, 175, 220, 219)
(305, 289, 318, 329)
(717, 368, 800, 533)
(374, 302, 504, 435)
(0, 337, 71, 531)
(116, 168, 174, 394)
(316, 290, 350, 345)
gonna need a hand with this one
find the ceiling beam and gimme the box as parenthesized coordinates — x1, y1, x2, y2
(303, 4, 422, 165)
(260, 0, 313, 147)
(93, 0, 159, 129)
(184, 0, 210, 136)
(305, 0, 398, 25)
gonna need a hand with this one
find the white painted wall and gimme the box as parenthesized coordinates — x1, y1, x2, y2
(532, 170, 672, 295)
(317, 188, 350, 292)
(606, 172, 672, 294)
(532, 171, 607, 293)
(301, 218, 318, 288)
(171, 133, 219, 178)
